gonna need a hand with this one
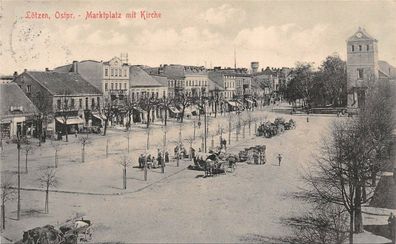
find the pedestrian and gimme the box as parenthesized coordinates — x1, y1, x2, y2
(277, 153, 282, 166)
(223, 139, 227, 150)
(388, 212, 396, 243)
(306, 117, 309, 123)
(165, 151, 169, 163)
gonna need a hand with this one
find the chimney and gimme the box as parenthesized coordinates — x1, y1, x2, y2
(13, 71, 18, 78)
(72, 61, 78, 73)
(24, 69, 27, 73)
(251, 62, 259, 74)
(45, 68, 49, 72)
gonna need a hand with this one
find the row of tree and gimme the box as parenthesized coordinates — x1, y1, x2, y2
(282, 79, 394, 244)
(281, 54, 347, 108)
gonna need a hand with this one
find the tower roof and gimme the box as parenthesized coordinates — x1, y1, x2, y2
(347, 27, 377, 42)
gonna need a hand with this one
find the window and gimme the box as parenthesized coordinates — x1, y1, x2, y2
(115, 69, 118, 77)
(105, 68, 108, 76)
(91, 98, 95, 109)
(27, 85, 31, 93)
(163, 91, 166, 98)
(124, 83, 126, 89)
(359, 45, 362, 51)
(105, 83, 108, 91)
(152, 92, 155, 98)
(367, 45, 370, 51)
(97, 97, 100, 108)
(123, 69, 127, 77)
(136, 92, 139, 99)
(111, 83, 114, 90)
(357, 68, 364, 79)
(352, 45, 355, 52)
(156, 92, 159, 98)
(85, 97, 89, 110)
(79, 99, 82, 109)
(111, 69, 114, 76)
(115, 83, 118, 90)
(71, 98, 75, 109)
(132, 92, 135, 100)
(57, 99, 61, 110)
(64, 99, 68, 109)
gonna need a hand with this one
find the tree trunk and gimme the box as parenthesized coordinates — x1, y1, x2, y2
(354, 185, 364, 233)
(45, 189, 49, 214)
(55, 150, 58, 168)
(164, 108, 168, 126)
(64, 123, 68, 142)
(180, 106, 185, 123)
(81, 145, 85, 163)
(146, 110, 151, 128)
(349, 211, 354, 244)
(103, 119, 109, 136)
(123, 167, 126, 189)
(25, 153, 28, 174)
(1, 203, 5, 230)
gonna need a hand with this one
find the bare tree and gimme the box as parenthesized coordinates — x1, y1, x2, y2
(57, 90, 73, 142)
(102, 100, 117, 136)
(139, 96, 159, 128)
(22, 144, 34, 174)
(118, 155, 132, 190)
(173, 93, 195, 123)
(298, 119, 381, 244)
(158, 97, 173, 126)
(37, 167, 57, 214)
(1, 175, 16, 230)
(79, 135, 89, 163)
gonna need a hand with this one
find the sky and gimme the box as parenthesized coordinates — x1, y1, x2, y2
(1, 0, 396, 75)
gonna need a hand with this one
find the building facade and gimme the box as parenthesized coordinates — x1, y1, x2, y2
(14, 70, 103, 136)
(0, 83, 39, 139)
(346, 27, 379, 109)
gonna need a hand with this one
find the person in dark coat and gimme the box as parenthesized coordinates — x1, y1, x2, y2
(165, 151, 169, 163)
(388, 212, 396, 243)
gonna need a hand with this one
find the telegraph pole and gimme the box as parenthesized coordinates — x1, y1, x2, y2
(17, 138, 21, 220)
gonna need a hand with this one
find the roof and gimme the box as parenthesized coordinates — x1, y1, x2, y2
(53, 60, 104, 91)
(378, 60, 396, 78)
(208, 72, 225, 90)
(151, 75, 168, 87)
(129, 66, 166, 87)
(0, 83, 39, 118)
(347, 27, 377, 42)
(162, 65, 186, 79)
(26, 71, 102, 96)
(208, 78, 224, 91)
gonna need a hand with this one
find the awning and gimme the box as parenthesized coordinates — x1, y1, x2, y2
(227, 101, 238, 107)
(92, 112, 107, 120)
(0, 118, 12, 124)
(55, 116, 84, 125)
(245, 99, 254, 104)
(133, 106, 145, 113)
(169, 106, 180, 114)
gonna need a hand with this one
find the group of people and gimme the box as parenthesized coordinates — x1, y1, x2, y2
(138, 150, 170, 169)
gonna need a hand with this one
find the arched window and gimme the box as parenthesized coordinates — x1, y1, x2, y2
(351, 45, 355, 52)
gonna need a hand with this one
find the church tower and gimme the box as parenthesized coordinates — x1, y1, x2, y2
(346, 27, 379, 110)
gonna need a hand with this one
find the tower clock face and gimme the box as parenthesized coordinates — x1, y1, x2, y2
(356, 32, 363, 38)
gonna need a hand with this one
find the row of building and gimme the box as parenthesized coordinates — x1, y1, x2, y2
(0, 57, 291, 140)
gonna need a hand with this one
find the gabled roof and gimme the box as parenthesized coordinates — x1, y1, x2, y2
(0, 83, 39, 117)
(129, 66, 166, 87)
(347, 27, 377, 42)
(25, 71, 102, 96)
(151, 75, 168, 87)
